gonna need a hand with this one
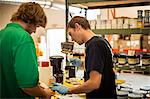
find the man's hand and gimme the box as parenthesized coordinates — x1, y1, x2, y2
(70, 58, 82, 67)
(43, 88, 54, 99)
(49, 83, 68, 94)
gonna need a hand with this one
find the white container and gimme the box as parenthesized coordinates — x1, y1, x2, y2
(106, 20, 112, 29)
(117, 18, 123, 29)
(89, 20, 97, 29)
(96, 15, 101, 29)
(112, 19, 118, 29)
(38, 66, 52, 85)
(130, 18, 138, 28)
(100, 20, 107, 29)
(123, 18, 129, 29)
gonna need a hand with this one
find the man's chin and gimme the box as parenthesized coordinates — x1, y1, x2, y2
(27, 31, 34, 34)
(25, 29, 35, 34)
(78, 42, 84, 45)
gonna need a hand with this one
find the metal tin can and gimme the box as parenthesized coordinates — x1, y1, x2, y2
(142, 54, 150, 66)
(137, 10, 143, 28)
(117, 91, 129, 99)
(128, 93, 143, 99)
(144, 10, 150, 28)
(118, 53, 127, 65)
(127, 55, 140, 65)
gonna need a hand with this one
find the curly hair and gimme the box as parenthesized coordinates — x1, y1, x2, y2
(11, 2, 47, 28)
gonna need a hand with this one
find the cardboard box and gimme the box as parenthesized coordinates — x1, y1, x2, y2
(119, 40, 131, 49)
(130, 40, 141, 49)
(142, 35, 150, 49)
(130, 34, 142, 40)
(113, 41, 119, 49)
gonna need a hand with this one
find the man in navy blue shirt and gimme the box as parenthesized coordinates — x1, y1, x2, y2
(50, 16, 117, 99)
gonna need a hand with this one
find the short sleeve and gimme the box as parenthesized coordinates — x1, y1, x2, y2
(86, 42, 105, 74)
(14, 42, 39, 88)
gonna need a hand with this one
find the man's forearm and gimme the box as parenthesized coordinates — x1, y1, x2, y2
(68, 79, 97, 94)
(69, 71, 101, 94)
(22, 85, 50, 98)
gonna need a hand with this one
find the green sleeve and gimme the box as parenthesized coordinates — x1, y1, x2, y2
(14, 41, 39, 88)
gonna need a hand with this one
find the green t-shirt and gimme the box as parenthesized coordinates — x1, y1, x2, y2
(0, 23, 39, 98)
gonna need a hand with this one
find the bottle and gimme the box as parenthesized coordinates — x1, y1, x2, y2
(137, 10, 143, 28)
(144, 10, 150, 28)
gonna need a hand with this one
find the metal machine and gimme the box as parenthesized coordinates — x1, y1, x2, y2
(49, 55, 64, 83)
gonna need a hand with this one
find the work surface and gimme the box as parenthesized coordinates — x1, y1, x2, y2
(40, 72, 150, 99)
(117, 73, 150, 89)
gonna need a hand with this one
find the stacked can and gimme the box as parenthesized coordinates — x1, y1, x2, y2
(144, 10, 150, 28)
(137, 10, 143, 28)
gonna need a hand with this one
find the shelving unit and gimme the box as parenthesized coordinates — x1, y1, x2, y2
(66, 0, 150, 35)
(66, 0, 150, 74)
(112, 49, 150, 53)
(114, 65, 150, 74)
(67, 0, 150, 9)
(92, 28, 150, 35)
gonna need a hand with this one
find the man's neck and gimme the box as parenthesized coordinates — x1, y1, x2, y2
(84, 29, 96, 43)
(12, 20, 28, 30)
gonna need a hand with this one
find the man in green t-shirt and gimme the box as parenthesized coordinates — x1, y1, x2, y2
(0, 2, 53, 98)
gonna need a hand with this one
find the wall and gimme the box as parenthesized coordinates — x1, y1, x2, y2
(0, 3, 65, 45)
(0, 4, 18, 29)
(0, 4, 65, 29)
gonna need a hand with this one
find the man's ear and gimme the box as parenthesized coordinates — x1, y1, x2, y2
(75, 23, 80, 30)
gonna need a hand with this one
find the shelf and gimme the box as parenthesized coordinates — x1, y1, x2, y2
(92, 28, 150, 35)
(112, 49, 150, 53)
(67, 0, 150, 9)
(114, 65, 150, 73)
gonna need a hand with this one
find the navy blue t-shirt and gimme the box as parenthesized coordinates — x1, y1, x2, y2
(85, 36, 116, 99)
